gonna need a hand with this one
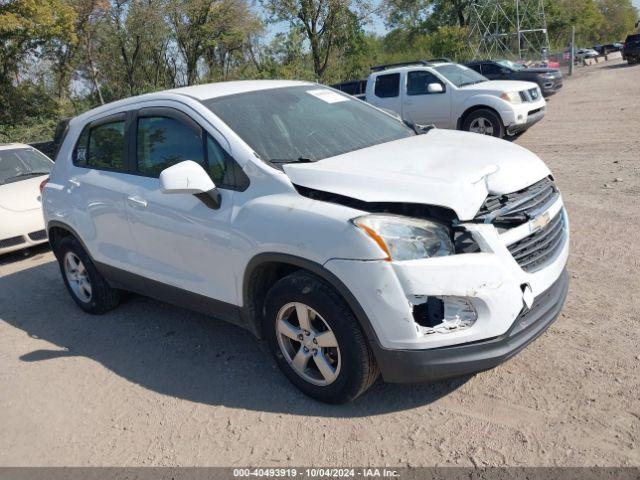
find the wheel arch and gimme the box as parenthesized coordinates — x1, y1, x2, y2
(241, 253, 379, 345)
(457, 104, 502, 130)
(47, 221, 90, 260)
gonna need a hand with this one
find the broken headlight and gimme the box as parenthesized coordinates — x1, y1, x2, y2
(352, 214, 453, 261)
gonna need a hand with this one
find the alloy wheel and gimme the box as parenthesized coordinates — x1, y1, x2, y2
(63, 252, 93, 302)
(469, 117, 495, 136)
(275, 302, 341, 386)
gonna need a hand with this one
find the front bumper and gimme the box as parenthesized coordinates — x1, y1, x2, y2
(0, 208, 49, 255)
(371, 268, 568, 383)
(324, 196, 569, 382)
(506, 106, 546, 135)
(540, 78, 563, 96)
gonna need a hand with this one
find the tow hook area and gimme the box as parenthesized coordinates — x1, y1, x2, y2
(521, 284, 534, 309)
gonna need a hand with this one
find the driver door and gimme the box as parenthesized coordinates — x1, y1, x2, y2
(123, 106, 245, 306)
(402, 70, 452, 128)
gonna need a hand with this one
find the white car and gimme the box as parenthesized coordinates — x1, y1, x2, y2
(364, 60, 546, 138)
(43, 81, 569, 403)
(0, 143, 53, 255)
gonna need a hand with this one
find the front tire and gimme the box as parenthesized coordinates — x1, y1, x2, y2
(264, 272, 379, 403)
(56, 236, 120, 314)
(462, 108, 505, 138)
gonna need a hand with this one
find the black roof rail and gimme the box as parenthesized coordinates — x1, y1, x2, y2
(427, 57, 453, 63)
(370, 60, 431, 72)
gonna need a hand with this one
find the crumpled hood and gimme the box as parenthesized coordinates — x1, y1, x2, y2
(0, 176, 45, 212)
(284, 129, 551, 220)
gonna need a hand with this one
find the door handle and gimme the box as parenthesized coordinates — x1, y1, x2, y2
(127, 195, 148, 208)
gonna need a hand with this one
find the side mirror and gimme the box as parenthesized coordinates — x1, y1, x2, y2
(427, 83, 444, 94)
(159, 160, 221, 209)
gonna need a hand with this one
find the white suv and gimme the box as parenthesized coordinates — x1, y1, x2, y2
(43, 80, 569, 403)
(364, 61, 546, 138)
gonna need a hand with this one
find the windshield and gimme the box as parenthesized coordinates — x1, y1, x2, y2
(0, 148, 52, 185)
(434, 64, 488, 87)
(496, 59, 525, 71)
(203, 86, 414, 163)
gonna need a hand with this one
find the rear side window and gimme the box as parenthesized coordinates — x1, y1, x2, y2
(467, 64, 482, 73)
(74, 119, 126, 170)
(626, 34, 640, 43)
(406, 71, 445, 95)
(137, 116, 204, 177)
(481, 63, 503, 75)
(374, 73, 400, 98)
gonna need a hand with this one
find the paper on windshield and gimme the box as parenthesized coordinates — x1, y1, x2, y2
(306, 89, 350, 104)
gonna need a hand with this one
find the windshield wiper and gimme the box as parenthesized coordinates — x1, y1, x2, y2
(269, 157, 317, 165)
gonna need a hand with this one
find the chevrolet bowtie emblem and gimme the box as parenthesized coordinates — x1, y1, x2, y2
(530, 211, 551, 232)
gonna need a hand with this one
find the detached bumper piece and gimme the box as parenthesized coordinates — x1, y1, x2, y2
(373, 268, 569, 383)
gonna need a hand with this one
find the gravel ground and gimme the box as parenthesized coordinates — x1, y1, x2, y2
(0, 59, 638, 467)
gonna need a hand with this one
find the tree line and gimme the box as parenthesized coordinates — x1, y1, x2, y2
(1, 0, 637, 143)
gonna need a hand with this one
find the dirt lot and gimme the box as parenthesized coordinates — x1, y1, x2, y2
(1, 59, 639, 467)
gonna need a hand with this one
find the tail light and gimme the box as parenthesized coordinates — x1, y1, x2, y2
(39, 177, 49, 194)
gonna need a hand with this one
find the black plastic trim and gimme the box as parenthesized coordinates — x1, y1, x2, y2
(373, 268, 569, 383)
(242, 253, 381, 344)
(95, 262, 245, 329)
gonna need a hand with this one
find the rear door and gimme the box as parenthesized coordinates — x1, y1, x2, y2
(402, 69, 451, 128)
(68, 113, 138, 273)
(368, 72, 403, 116)
(123, 106, 247, 305)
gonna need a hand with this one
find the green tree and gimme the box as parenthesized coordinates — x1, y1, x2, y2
(263, 0, 373, 80)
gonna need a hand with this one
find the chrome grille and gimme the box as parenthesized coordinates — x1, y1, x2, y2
(507, 211, 566, 272)
(475, 177, 558, 227)
(528, 87, 540, 100)
(518, 87, 540, 102)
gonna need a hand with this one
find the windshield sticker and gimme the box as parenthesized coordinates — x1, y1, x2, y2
(306, 89, 350, 104)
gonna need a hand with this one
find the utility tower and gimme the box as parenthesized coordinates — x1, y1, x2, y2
(468, 0, 550, 60)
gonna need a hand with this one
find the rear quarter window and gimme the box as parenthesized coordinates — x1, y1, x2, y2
(73, 118, 126, 171)
(374, 73, 400, 98)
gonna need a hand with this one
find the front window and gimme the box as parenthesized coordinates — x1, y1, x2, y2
(496, 59, 524, 71)
(0, 148, 52, 185)
(203, 86, 413, 164)
(434, 64, 488, 88)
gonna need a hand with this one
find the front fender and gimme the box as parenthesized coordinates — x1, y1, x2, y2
(231, 192, 387, 267)
(459, 94, 513, 124)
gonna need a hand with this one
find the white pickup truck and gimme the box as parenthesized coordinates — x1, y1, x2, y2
(334, 60, 547, 139)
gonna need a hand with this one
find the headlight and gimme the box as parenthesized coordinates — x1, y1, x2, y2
(500, 91, 523, 104)
(352, 214, 454, 261)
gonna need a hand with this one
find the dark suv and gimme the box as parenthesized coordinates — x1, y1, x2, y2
(622, 34, 640, 64)
(465, 59, 563, 97)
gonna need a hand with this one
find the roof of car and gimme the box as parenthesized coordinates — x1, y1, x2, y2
(371, 62, 452, 75)
(69, 80, 315, 126)
(0, 143, 31, 151)
(168, 79, 313, 100)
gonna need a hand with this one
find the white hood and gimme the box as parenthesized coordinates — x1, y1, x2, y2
(461, 79, 539, 93)
(283, 129, 551, 221)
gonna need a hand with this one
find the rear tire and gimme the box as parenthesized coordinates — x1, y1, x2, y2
(56, 236, 120, 314)
(263, 271, 379, 403)
(462, 108, 505, 138)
